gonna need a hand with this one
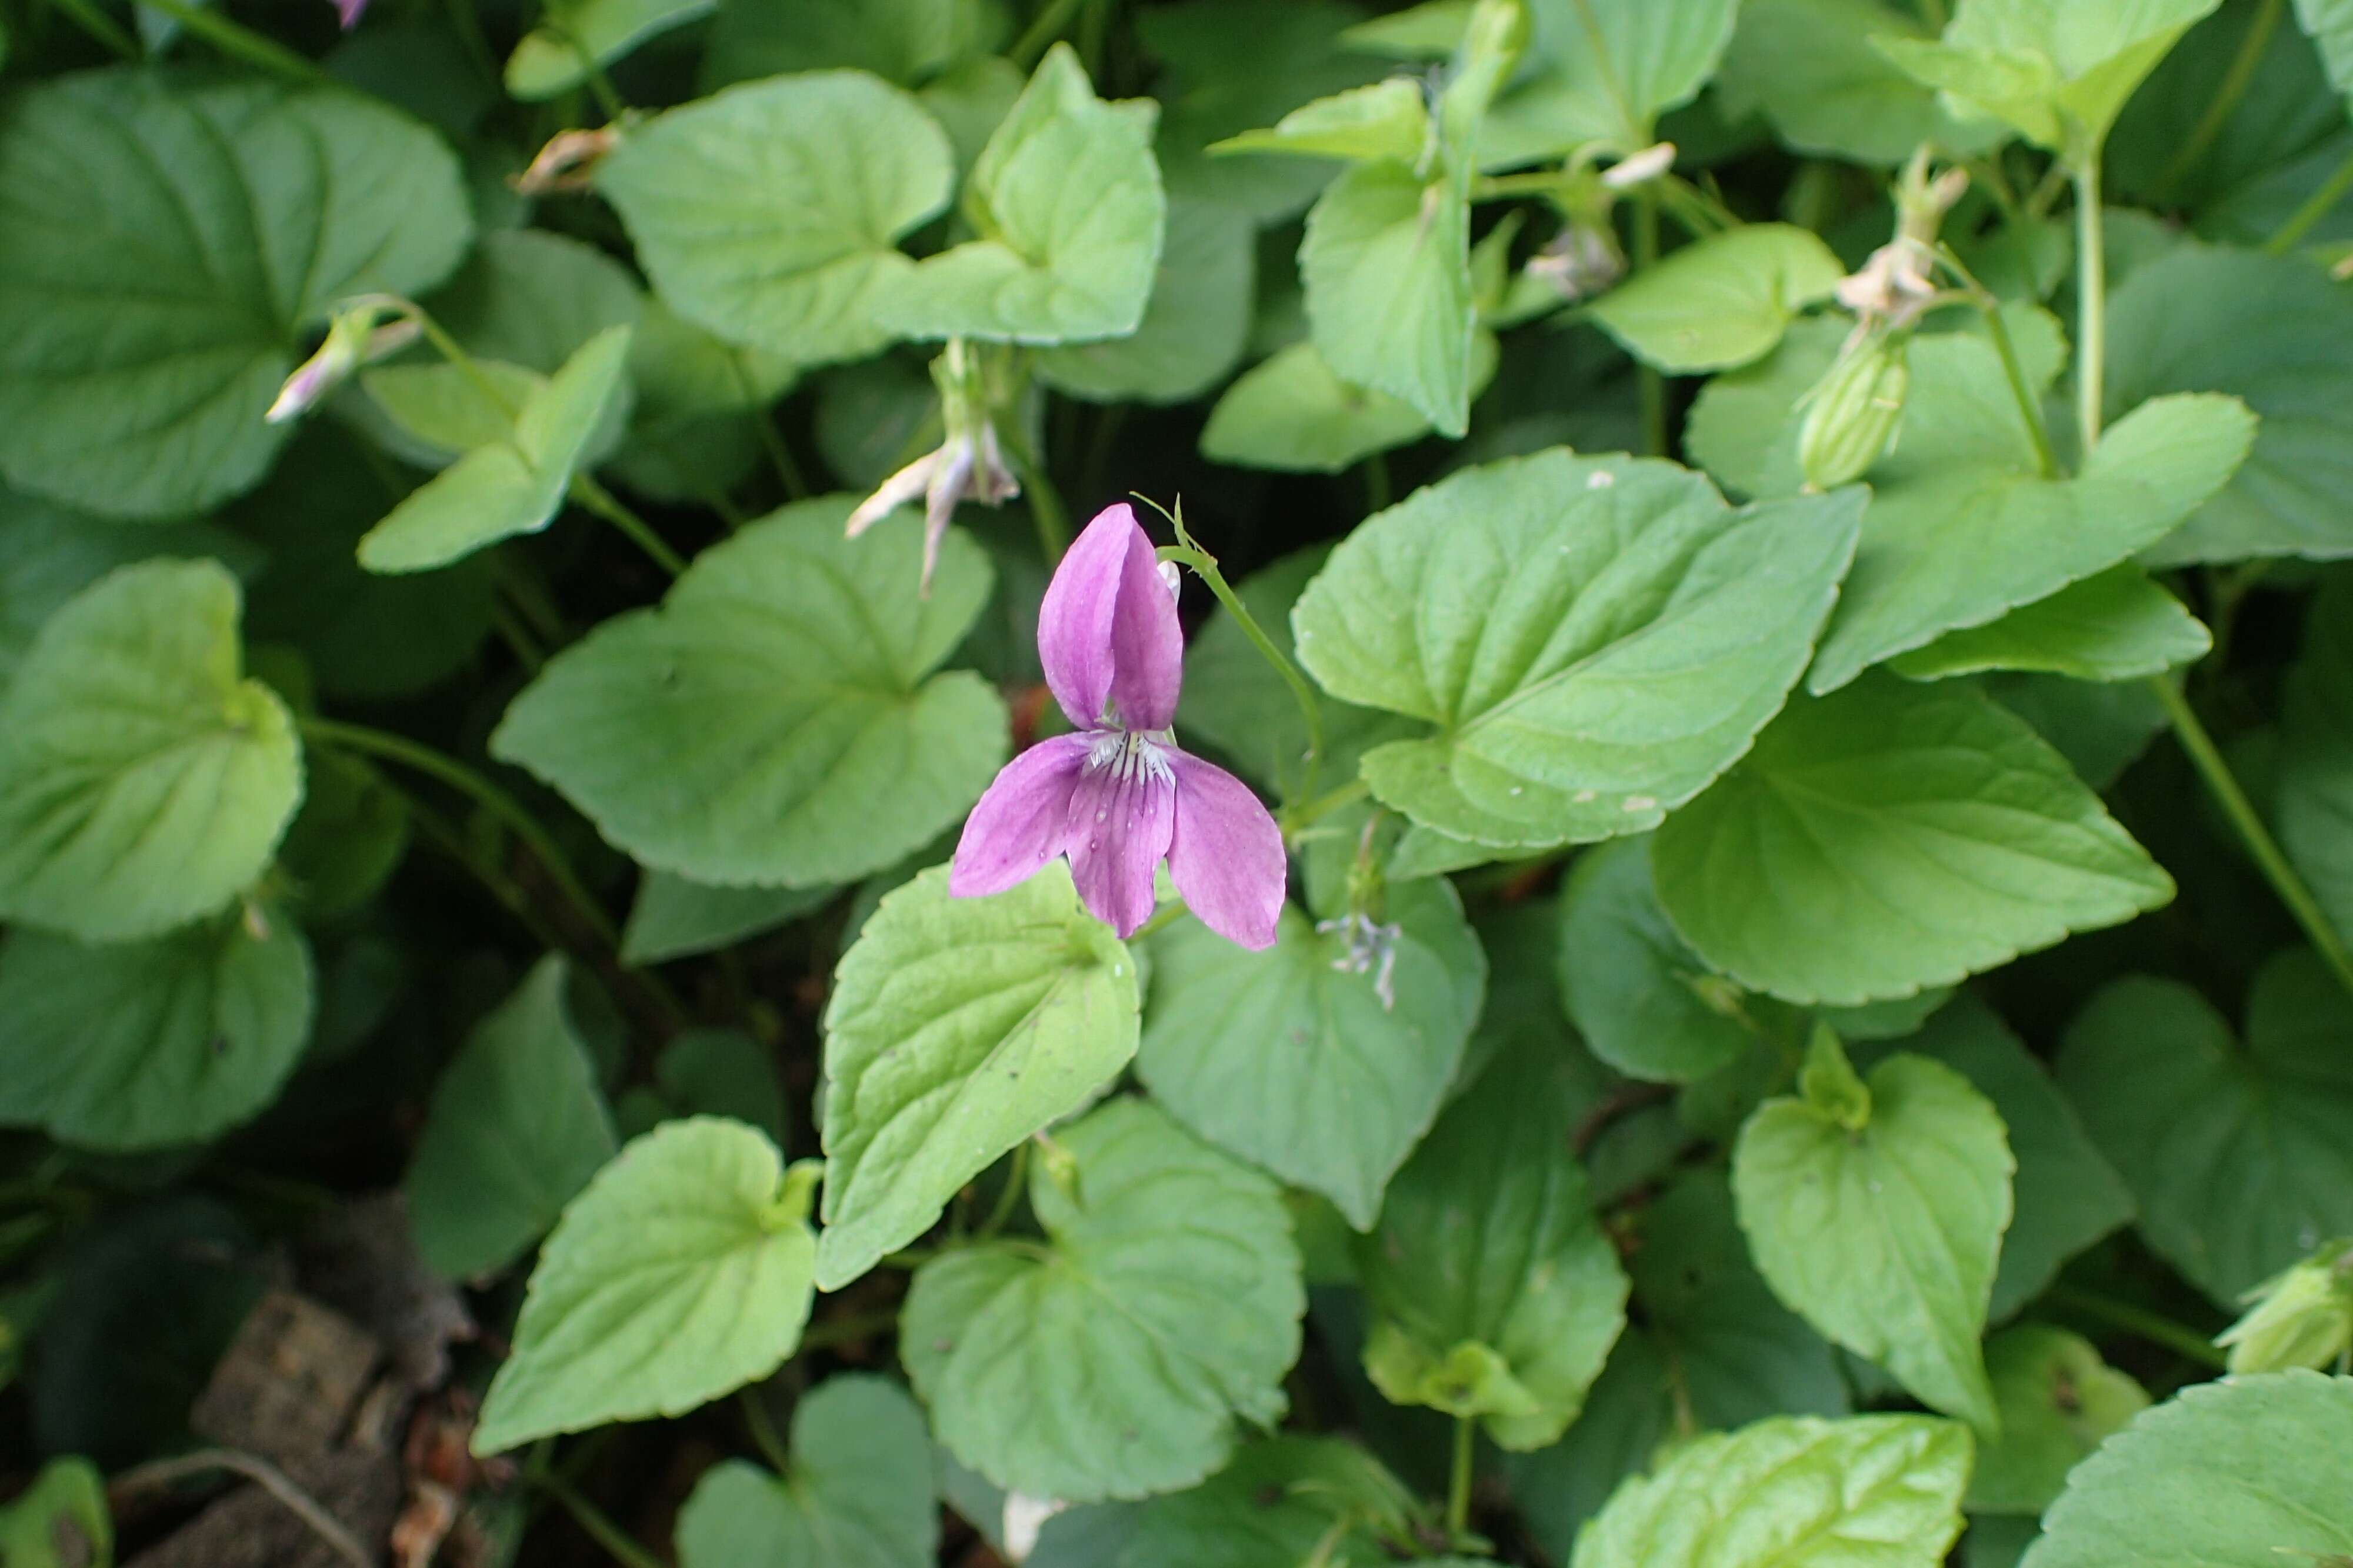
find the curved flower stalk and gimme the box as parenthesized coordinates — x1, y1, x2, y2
(950, 505, 1287, 948)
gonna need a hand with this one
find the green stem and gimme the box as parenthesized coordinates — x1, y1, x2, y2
(739, 1390, 793, 1475)
(551, 24, 627, 121)
(2047, 1286, 2227, 1370)
(535, 1473, 667, 1568)
(138, 0, 330, 83)
(1002, 427, 1071, 561)
(1286, 778, 1371, 834)
(2150, 0, 2281, 203)
(2149, 677, 2353, 999)
(796, 1308, 904, 1351)
(2073, 155, 2105, 453)
(298, 718, 623, 953)
(2266, 142, 2353, 253)
(1131, 900, 1191, 941)
(442, 0, 501, 88)
(1158, 533, 1325, 809)
(1445, 1415, 1475, 1536)
(977, 1140, 1030, 1236)
(731, 358, 808, 502)
(1952, 265, 2057, 478)
(571, 474, 688, 577)
(1008, 0, 1089, 68)
(401, 795, 575, 958)
(47, 0, 138, 57)
(1632, 195, 1668, 458)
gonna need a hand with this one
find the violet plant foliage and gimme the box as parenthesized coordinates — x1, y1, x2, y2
(0, 0, 2351, 1562)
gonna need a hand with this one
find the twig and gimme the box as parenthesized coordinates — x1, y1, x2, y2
(110, 1449, 373, 1568)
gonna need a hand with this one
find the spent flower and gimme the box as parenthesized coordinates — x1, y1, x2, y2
(950, 504, 1287, 948)
(846, 339, 1021, 594)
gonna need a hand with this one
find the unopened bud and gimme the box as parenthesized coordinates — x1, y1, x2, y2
(513, 125, 621, 196)
(1602, 141, 1675, 189)
(2217, 1241, 2353, 1374)
(266, 304, 418, 424)
(1798, 335, 1908, 491)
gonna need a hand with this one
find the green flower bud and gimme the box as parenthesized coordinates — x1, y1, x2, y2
(1798, 335, 1909, 492)
(2216, 1240, 2353, 1373)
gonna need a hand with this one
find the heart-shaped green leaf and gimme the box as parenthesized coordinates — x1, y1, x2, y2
(1718, 0, 2005, 164)
(1589, 224, 1845, 374)
(817, 864, 1140, 1289)
(491, 496, 1005, 888)
(1033, 197, 1252, 403)
(0, 559, 302, 942)
(1969, 1326, 2148, 1514)
(1555, 836, 1754, 1084)
(1199, 336, 1500, 474)
(675, 1376, 936, 1568)
(1888, 566, 2211, 683)
(1301, 162, 1476, 435)
(506, 0, 715, 99)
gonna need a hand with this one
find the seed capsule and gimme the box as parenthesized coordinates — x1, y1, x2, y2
(1798, 336, 1909, 492)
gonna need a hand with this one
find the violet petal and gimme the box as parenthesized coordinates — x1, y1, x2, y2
(1038, 504, 1181, 730)
(948, 733, 1091, 899)
(1165, 750, 1287, 950)
(1063, 742, 1178, 939)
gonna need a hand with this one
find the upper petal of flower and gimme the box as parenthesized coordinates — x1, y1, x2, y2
(1037, 503, 1183, 732)
(1064, 737, 1178, 939)
(949, 732, 1091, 900)
(1164, 750, 1287, 950)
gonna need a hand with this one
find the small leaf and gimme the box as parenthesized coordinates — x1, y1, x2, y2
(900, 1099, 1304, 1501)
(1555, 836, 1753, 1085)
(358, 326, 635, 573)
(1138, 878, 1485, 1228)
(0, 908, 312, 1153)
(1118, 1437, 1416, 1568)
(473, 1118, 818, 1453)
(2058, 951, 2353, 1306)
(1718, 0, 2004, 164)
(0, 1458, 109, 1568)
(507, 0, 715, 99)
(491, 498, 1005, 889)
(1573, 1413, 1971, 1568)
(598, 72, 954, 367)
(1589, 225, 1845, 374)
(1199, 336, 1498, 473)
(880, 45, 1165, 345)
(1292, 450, 1864, 851)
(1888, 567, 2211, 683)
(651, 1029, 789, 1149)
(2021, 1370, 2353, 1568)
(621, 873, 836, 966)
(1653, 675, 2174, 1005)
(0, 71, 471, 518)
(1969, 1326, 2148, 1515)
(1214, 78, 1430, 162)
(1733, 1049, 2014, 1428)
(675, 1376, 936, 1568)
(1301, 161, 1476, 435)
(0, 559, 302, 942)
(817, 864, 1139, 1289)
(1355, 1039, 1628, 1448)
(405, 957, 618, 1281)
(1032, 197, 1252, 404)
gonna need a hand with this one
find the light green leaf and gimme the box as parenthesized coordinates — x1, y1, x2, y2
(675, 1376, 936, 1568)
(599, 73, 954, 367)
(1888, 567, 2211, 682)
(358, 326, 635, 574)
(1291, 449, 1864, 850)
(2298, 0, 2353, 96)
(1969, 1326, 2148, 1514)
(1357, 1039, 1628, 1448)
(900, 1098, 1304, 1501)
(507, 0, 715, 99)
(2282, 575, 2353, 945)
(362, 360, 549, 463)
(0, 907, 311, 1154)
(1877, 0, 2222, 154)
(1718, 0, 2005, 164)
(2058, 951, 2353, 1306)
(0, 559, 301, 942)
(1138, 877, 1485, 1227)
(881, 45, 1165, 345)
(1654, 675, 2175, 1005)
(2022, 1370, 2353, 1568)
(700, 0, 956, 89)
(1118, 1438, 1416, 1568)
(621, 873, 836, 966)
(473, 1118, 818, 1453)
(1590, 225, 1844, 375)
(491, 498, 1005, 889)
(0, 1458, 109, 1568)
(1199, 335, 1499, 473)
(1032, 197, 1252, 403)
(1860, 994, 2133, 1322)
(1574, 1413, 1971, 1568)
(1555, 836, 1752, 1084)
(1301, 161, 1475, 435)
(1808, 392, 2251, 695)
(817, 864, 1139, 1289)
(1215, 78, 1430, 162)
(406, 957, 617, 1282)
(0, 71, 471, 518)
(2109, 247, 2353, 565)
(1734, 1045, 2013, 1428)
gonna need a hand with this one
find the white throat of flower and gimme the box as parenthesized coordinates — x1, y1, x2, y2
(1085, 726, 1175, 788)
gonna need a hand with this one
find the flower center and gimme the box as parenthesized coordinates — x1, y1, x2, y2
(1085, 726, 1174, 788)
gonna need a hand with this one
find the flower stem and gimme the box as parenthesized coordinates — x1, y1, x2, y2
(1631, 194, 1668, 458)
(533, 1473, 667, 1568)
(571, 474, 689, 577)
(48, 0, 139, 56)
(2073, 155, 2106, 453)
(1939, 247, 2057, 478)
(738, 1390, 793, 1475)
(2149, 677, 2353, 999)
(2150, 0, 2281, 203)
(2265, 142, 2353, 253)
(1445, 1414, 1475, 1535)
(138, 0, 331, 85)
(1132, 900, 1191, 941)
(1008, 0, 1089, 68)
(2046, 1285, 2226, 1370)
(1001, 426, 1071, 561)
(298, 717, 623, 953)
(1156, 526, 1327, 809)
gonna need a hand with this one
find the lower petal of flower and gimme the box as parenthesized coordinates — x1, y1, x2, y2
(948, 733, 1091, 900)
(1165, 750, 1287, 950)
(1064, 735, 1178, 939)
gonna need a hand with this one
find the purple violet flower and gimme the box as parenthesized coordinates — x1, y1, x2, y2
(334, 0, 368, 27)
(950, 503, 1288, 948)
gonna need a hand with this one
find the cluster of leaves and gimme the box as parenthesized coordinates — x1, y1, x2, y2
(4, 0, 2353, 1564)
